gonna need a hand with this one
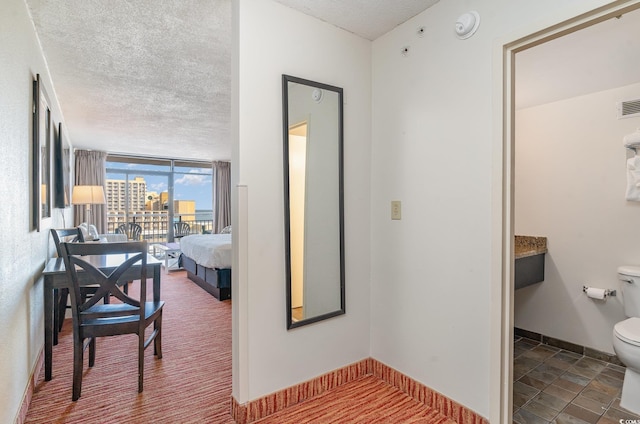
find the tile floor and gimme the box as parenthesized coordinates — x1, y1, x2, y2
(513, 336, 640, 424)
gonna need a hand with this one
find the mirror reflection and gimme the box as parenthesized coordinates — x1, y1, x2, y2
(283, 75, 345, 329)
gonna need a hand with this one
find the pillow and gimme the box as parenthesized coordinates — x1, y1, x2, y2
(78, 223, 89, 240)
(78, 223, 99, 240)
(220, 225, 232, 234)
(88, 224, 99, 239)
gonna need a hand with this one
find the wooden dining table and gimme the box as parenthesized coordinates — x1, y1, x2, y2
(42, 253, 162, 381)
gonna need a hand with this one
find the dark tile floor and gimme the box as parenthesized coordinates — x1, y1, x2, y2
(513, 336, 640, 424)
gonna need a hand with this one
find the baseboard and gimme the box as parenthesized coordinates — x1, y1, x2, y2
(514, 327, 624, 366)
(231, 359, 371, 423)
(370, 359, 488, 424)
(15, 348, 43, 424)
(231, 358, 488, 424)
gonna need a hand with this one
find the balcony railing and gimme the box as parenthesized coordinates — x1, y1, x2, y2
(106, 212, 214, 243)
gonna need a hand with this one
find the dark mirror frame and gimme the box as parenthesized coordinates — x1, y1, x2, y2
(32, 75, 40, 230)
(32, 74, 52, 231)
(282, 74, 345, 329)
(54, 122, 71, 208)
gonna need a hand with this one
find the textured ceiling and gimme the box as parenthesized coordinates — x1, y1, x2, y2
(25, 0, 440, 162)
(26, 0, 232, 161)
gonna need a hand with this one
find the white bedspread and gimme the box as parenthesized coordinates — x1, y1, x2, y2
(179, 234, 232, 269)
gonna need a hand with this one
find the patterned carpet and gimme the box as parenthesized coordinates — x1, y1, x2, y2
(25, 271, 455, 424)
(253, 375, 455, 424)
(25, 270, 234, 424)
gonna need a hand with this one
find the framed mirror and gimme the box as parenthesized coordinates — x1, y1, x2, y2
(282, 74, 345, 329)
(32, 74, 53, 231)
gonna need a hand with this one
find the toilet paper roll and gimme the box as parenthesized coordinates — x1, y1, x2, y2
(586, 287, 606, 300)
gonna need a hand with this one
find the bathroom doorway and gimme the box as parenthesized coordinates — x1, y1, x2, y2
(496, 1, 640, 421)
(513, 3, 640, 353)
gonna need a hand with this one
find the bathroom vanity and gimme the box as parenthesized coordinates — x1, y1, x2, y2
(515, 236, 547, 289)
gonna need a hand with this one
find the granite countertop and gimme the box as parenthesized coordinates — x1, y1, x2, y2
(515, 235, 547, 259)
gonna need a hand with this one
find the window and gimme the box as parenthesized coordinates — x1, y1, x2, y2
(105, 155, 213, 242)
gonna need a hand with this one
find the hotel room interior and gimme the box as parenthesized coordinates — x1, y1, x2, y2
(3, 0, 640, 423)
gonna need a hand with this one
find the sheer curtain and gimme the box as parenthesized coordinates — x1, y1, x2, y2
(74, 150, 107, 232)
(213, 161, 231, 233)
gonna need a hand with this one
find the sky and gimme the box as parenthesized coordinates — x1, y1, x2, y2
(106, 161, 213, 211)
(145, 173, 213, 210)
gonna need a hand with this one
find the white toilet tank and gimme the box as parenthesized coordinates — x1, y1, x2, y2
(618, 266, 640, 317)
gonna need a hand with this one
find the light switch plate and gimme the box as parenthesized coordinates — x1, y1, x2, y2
(391, 201, 401, 220)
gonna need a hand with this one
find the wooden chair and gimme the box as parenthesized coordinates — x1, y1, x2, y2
(50, 228, 85, 334)
(116, 223, 142, 240)
(173, 221, 190, 239)
(59, 240, 164, 401)
(51, 228, 126, 334)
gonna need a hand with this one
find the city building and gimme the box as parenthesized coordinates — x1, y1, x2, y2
(106, 177, 199, 239)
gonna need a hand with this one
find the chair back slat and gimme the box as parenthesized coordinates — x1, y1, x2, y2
(174, 222, 190, 238)
(116, 223, 143, 240)
(68, 255, 143, 311)
(51, 228, 84, 256)
(60, 241, 148, 327)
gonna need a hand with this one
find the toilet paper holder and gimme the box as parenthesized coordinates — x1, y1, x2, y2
(583, 286, 616, 298)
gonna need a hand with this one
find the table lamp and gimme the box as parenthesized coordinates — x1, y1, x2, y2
(72, 185, 106, 239)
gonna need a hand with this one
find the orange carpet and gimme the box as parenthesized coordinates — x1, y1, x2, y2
(25, 270, 234, 424)
(25, 271, 456, 424)
(253, 375, 456, 424)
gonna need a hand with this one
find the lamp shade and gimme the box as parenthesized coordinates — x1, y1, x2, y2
(72, 185, 106, 205)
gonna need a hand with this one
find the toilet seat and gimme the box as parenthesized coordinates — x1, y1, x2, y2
(614, 317, 640, 347)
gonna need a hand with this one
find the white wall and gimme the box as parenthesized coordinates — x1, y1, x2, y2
(515, 83, 640, 353)
(233, 0, 371, 402)
(0, 0, 70, 421)
(370, 0, 617, 416)
(2, 0, 627, 420)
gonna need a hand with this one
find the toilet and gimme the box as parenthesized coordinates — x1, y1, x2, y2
(613, 266, 640, 414)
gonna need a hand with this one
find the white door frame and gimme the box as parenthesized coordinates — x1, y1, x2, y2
(490, 1, 640, 422)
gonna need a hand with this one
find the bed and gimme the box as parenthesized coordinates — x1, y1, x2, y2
(179, 233, 232, 300)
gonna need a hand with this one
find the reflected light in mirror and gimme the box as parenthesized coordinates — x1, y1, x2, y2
(289, 123, 307, 321)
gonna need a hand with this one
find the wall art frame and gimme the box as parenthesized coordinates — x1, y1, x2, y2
(32, 74, 53, 231)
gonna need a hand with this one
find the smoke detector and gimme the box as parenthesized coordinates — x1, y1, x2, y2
(455, 11, 480, 40)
